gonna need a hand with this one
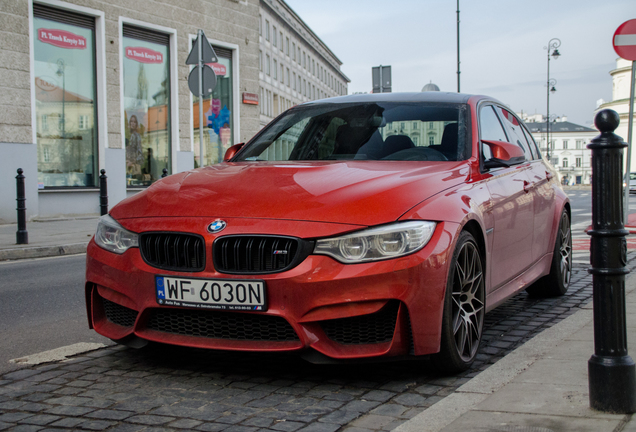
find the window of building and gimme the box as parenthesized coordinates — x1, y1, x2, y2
(78, 115, 89, 130)
(286, 67, 289, 86)
(292, 42, 296, 60)
(272, 26, 277, 47)
(280, 64, 284, 83)
(413, 136, 419, 145)
(563, 140, 568, 149)
(259, 50, 262, 71)
(265, 20, 270, 41)
(258, 15, 262, 35)
(576, 157, 582, 167)
(297, 47, 301, 62)
(429, 136, 434, 145)
(191, 43, 234, 166)
(285, 37, 289, 55)
(400, 122, 405, 130)
(273, 59, 277, 79)
(123, 25, 172, 187)
(279, 32, 283, 51)
(413, 122, 418, 129)
(563, 158, 568, 168)
(292, 72, 296, 90)
(266, 54, 270, 75)
(34, 4, 98, 188)
(576, 140, 583, 149)
(302, 52, 306, 68)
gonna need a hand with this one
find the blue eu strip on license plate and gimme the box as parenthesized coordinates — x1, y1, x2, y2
(156, 275, 267, 311)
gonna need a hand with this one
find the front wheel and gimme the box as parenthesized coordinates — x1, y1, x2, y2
(526, 210, 571, 297)
(432, 231, 485, 373)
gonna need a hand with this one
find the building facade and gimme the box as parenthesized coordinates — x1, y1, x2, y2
(0, 0, 261, 223)
(258, 0, 349, 128)
(597, 58, 635, 169)
(520, 116, 597, 185)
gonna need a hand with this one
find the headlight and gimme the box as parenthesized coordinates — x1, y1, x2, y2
(94, 214, 138, 254)
(314, 221, 436, 263)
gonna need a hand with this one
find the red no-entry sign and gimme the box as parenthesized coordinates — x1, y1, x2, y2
(614, 19, 636, 61)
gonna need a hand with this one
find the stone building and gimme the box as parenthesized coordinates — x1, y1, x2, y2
(0, 0, 261, 222)
(597, 58, 635, 169)
(257, 0, 349, 128)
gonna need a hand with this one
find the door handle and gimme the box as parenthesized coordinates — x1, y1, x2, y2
(523, 180, 533, 193)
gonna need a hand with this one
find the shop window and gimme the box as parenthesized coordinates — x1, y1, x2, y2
(192, 44, 234, 166)
(122, 25, 171, 187)
(33, 4, 98, 188)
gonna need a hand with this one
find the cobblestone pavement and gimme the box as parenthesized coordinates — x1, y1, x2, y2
(1, 252, 635, 432)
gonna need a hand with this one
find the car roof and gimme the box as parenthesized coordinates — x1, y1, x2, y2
(302, 92, 489, 106)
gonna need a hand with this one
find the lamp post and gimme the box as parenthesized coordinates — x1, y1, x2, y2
(56, 59, 66, 138)
(545, 38, 561, 163)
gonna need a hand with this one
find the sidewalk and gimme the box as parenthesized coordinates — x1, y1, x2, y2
(395, 275, 636, 432)
(0, 216, 99, 261)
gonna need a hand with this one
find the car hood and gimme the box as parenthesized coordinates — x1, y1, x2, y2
(111, 161, 469, 226)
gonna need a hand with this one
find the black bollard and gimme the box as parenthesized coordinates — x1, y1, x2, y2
(99, 169, 108, 216)
(162, 168, 168, 178)
(15, 168, 28, 244)
(587, 109, 636, 413)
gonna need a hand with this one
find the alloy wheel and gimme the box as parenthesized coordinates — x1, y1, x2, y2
(451, 241, 485, 362)
(559, 212, 572, 287)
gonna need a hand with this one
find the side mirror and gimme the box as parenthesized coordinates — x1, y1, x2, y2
(224, 143, 244, 161)
(482, 139, 526, 169)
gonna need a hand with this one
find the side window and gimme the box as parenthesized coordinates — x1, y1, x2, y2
(479, 106, 507, 160)
(497, 107, 532, 161)
(521, 125, 541, 160)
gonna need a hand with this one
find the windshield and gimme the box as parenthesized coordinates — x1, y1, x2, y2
(236, 102, 469, 162)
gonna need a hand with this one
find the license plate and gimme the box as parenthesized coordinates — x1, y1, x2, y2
(155, 275, 267, 311)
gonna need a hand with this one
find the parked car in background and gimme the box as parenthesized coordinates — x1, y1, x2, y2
(85, 92, 571, 373)
(630, 172, 636, 194)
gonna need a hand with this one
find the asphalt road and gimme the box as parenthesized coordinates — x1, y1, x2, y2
(0, 255, 111, 375)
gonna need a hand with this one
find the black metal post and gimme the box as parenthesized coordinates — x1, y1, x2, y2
(15, 168, 28, 244)
(99, 169, 108, 216)
(162, 168, 168, 178)
(587, 109, 636, 413)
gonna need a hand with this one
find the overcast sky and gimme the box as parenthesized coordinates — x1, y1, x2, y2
(284, 0, 633, 127)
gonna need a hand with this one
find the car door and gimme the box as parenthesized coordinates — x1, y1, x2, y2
(497, 107, 557, 262)
(479, 105, 535, 292)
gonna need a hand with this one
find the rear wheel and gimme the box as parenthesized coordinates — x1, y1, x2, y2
(526, 210, 571, 297)
(432, 231, 485, 373)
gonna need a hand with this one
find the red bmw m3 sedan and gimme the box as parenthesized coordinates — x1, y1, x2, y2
(85, 92, 571, 373)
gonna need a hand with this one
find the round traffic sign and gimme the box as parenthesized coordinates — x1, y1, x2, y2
(613, 19, 636, 61)
(188, 64, 217, 98)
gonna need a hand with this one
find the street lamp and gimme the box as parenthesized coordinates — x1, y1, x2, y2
(545, 38, 561, 162)
(55, 59, 66, 138)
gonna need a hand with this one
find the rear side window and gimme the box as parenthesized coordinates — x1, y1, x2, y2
(521, 125, 541, 160)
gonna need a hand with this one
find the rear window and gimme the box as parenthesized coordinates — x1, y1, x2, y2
(236, 102, 470, 162)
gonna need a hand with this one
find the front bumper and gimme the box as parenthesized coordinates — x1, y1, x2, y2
(85, 217, 456, 360)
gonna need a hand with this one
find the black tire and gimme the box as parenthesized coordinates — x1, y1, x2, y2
(526, 210, 572, 297)
(432, 231, 485, 373)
